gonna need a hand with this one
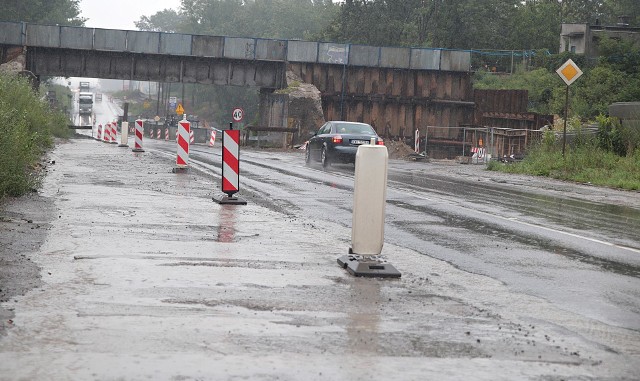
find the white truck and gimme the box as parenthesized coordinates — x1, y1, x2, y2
(78, 92, 93, 115)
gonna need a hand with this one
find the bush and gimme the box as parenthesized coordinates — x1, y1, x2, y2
(0, 73, 71, 199)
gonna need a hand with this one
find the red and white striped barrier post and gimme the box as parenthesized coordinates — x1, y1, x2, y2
(157, 129, 161, 139)
(173, 115, 190, 173)
(414, 128, 419, 153)
(208, 130, 216, 147)
(103, 122, 111, 143)
(96, 124, 102, 141)
(164, 128, 169, 141)
(132, 119, 145, 152)
(110, 122, 118, 144)
(216, 123, 246, 205)
(189, 130, 194, 144)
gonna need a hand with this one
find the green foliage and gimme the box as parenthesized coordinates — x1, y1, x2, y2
(0, 74, 71, 199)
(596, 114, 627, 156)
(153, 0, 339, 40)
(488, 141, 640, 190)
(135, 9, 185, 32)
(0, 0, 85, 25)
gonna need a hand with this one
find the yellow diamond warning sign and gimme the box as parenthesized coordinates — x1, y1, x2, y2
(556, 59, 583, 86)
(175, 103, 184, 115)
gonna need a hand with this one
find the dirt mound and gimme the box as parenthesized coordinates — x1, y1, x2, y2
(386, 140, 424, 161)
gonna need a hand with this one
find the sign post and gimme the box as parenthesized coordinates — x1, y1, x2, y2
(556, 59, 583, 157)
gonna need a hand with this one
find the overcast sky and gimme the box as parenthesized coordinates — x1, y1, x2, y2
(79, 0, 181, 30)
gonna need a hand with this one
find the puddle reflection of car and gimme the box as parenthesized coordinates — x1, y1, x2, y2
(305, 121, 384, 168)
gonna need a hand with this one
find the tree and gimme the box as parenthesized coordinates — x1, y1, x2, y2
(135, 9, 185, 33)
(1, 0, 85, 26)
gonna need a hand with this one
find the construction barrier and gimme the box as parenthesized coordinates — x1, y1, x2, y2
(96, 124, 102, 141)
(110, 122, 118, 144)
(164, 128, 169, 141)
(132, 119, 144, 152)
(208, 130, 216, 147)
(415, 128, 420, 153)
(119, 121, 129, 147)
(103, 122, 111, 143)
(216, 126, 246, 205)
(222, 129, 240, 196)
(337, 142, 400, 278)
(189, 130, 194, 144)
(174, 117, 190, 171)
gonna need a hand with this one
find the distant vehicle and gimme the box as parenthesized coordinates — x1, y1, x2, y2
(79, 81, 90, 91)
(95, 93, 102, 102)
(78, 92, 93, 115)
(305, 121, 384, 168)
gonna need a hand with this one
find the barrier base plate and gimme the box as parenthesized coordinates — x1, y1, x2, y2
(337, 254, 401, 278)
(118, 144, 129, 147)
(132, 148, 145, 153)
(215, 196, 247, 205)
(172, 167, 189, 173)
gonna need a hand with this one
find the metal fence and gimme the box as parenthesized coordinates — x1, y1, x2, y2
(414, 126, 543, 162)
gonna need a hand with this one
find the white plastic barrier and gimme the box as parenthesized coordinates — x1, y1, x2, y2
(119, 121, 129, 147)
(351, 143, 388, 255)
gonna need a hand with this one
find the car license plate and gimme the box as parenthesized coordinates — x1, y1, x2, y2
(351, 139, 369, 145)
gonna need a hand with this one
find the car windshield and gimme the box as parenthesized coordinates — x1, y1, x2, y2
(334, 123, 375, 135)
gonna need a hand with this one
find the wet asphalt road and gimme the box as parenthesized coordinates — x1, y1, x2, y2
(0, 122, 639, 380)
(164, 139, 640, 329)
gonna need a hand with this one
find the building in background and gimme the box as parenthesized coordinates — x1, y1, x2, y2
(560, 16, 640, 59)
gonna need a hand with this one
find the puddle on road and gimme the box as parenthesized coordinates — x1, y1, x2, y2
(217, 205, 237, 243)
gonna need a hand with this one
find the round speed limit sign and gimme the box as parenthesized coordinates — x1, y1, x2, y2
(232, 107, 244, 122)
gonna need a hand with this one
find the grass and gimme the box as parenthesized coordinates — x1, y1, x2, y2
(487, 144, 640, 190)
(0, 73, 72, 200)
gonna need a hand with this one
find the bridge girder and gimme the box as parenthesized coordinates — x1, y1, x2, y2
(23, 47, 286, 89)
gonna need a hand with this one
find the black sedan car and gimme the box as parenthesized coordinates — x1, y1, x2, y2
(305, 121, 384, 167)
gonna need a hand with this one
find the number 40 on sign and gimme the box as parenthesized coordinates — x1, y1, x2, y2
(232, 107, 244, 123)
